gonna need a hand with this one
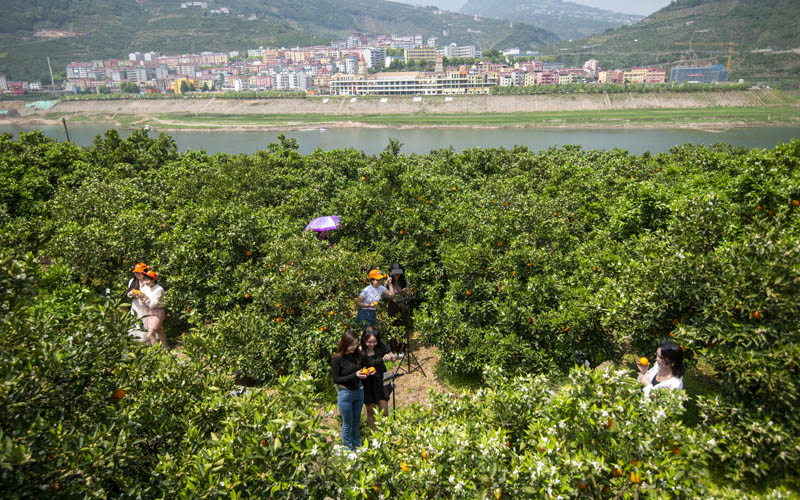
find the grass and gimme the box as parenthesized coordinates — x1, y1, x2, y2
(48, 106, 800, 130)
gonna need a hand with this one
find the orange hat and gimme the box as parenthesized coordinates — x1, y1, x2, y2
(368, 269, 387, 280)
(132, 262, 148, 273)
(143, 269, 158, 281)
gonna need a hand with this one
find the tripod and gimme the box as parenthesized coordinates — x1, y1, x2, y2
(393, 296, 426, 377)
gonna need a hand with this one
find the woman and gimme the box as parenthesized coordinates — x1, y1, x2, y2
(126, 262, 148, 333)
(386, 262, 411, 350)
(360, 327, 396, 431)
(355, 269, 395, 327)
(139, 269, 168, 349)
(331, 330, 368, 451)
(637, 339, 685, 396)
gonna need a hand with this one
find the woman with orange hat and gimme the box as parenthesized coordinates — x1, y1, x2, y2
(355, 269, 395, 327)
(139, 269, 168, 349)
(127, 263, 148, 335)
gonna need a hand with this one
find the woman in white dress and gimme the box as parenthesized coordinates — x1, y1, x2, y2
(126, 262, 148, 338)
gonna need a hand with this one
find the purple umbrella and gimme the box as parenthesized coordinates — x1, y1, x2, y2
(304, 215, 340, 232)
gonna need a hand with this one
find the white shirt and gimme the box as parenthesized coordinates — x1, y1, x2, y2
(128, 278, 147, 318)
(360, 285, 387, 310)
(643, 362, 683, 397)
(139, 283, 164, 309)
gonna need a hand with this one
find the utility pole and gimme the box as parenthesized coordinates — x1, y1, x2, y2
(47, 56, 55, 87)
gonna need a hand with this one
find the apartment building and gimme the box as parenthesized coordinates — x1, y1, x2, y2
(404, 47, 437, 64)
(329, 70, 496, 96)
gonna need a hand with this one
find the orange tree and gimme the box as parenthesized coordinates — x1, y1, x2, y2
(1, 129, 799, 489)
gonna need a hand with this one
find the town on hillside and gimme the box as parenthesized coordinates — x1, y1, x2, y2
(1, 32, 730, 97)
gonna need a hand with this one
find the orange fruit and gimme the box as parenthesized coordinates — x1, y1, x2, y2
(603, 417, 613, 429)
(611, 468, 623, 478)
(112, 389, 126, 401)
(420, 449, 429, 459)
(602, 486, 610, 494)
(276, 317, 282, 322)
(401, 461, 410, 472)
(373, 485, 380, 494)
(260, 439, 266, 446)
(671, 447, 681, 455)
(244, 293, 251, 299)
(553, 211, 558, 217)
(245, 250, 252, 256)
(399, 229, 404, 235)
(630, 471, 642, 484)
(757, 205, 764, 211)
(639, 357, 649, 366)
(630, 458, 639, 467)
(526, 262, 531, 267)
(494, 488, 502, 499)
(368, 367, 376, 375)
(186, 306, 191, 312)
(275, 303, 281, 308)
(577, 480, 587, 490)
(561, 326, 569, 333)
(329, 310, 335, 315)
(466, 290, 472, 296)
(452, 186, 457, 191)
(792, 199, 799, 206)
(361, 176, 366, 181)
(751, 310, 761, 319)
(504, 202, 509, 207)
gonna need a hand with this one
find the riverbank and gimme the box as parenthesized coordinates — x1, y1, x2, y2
(2, 90, 798, 131)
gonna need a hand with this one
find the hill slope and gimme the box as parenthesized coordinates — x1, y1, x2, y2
(0, 0, 559, 83)
(459, 0, 642, 41)
(547, 0, 800, 88)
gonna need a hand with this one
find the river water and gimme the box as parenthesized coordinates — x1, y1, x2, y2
(2, 123, 798, 155)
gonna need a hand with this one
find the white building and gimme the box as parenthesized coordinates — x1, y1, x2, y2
(364, 47, 386, 69)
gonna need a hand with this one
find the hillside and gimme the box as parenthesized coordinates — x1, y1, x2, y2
(459, 0, 643, 41)
(544, 0, 800, 88)
(0, 0, 559, 83)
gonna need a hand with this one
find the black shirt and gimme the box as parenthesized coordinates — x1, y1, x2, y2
(331, 353, 361, 390)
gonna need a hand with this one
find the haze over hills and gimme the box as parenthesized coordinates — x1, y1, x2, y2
(0, 0, 559, 82)
(549, 0, 800, 88)
(460, 0, 643, 41)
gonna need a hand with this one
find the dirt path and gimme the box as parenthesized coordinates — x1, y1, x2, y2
(386, 337, 449, 409)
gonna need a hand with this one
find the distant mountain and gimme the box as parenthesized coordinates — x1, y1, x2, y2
(460, 0, 643, 41)
(550, 0, 800, 88)
(0, 0, 560, 82)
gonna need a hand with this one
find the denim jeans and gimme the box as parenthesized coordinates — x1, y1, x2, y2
(337, 384, 364, 451)
(356, 308, 376, 327)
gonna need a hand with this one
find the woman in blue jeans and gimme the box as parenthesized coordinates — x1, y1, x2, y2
(331, 330, 368, 451)
(355, 269, 395, 327)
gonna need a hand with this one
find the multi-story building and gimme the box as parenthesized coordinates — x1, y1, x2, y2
(405, 47, 437, 64)
(127, 66, 150, 83)
(66, 62, 97, 80)
(583, 59, 599, 75)
(645, 67, 666, 84)
(440, 43, 481, 59)
(364, 47, 386, 70)
(0, 74, 7, 92)
(670, 64, 728, 83)
(329, 70, 496, 96)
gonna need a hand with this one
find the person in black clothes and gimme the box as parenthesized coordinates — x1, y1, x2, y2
(386, 262, 411, 351)
(331, 330, 367, 451)
(361, 326, 396, 431)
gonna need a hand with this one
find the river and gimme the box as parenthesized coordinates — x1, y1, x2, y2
(1, 123, 798, 155)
